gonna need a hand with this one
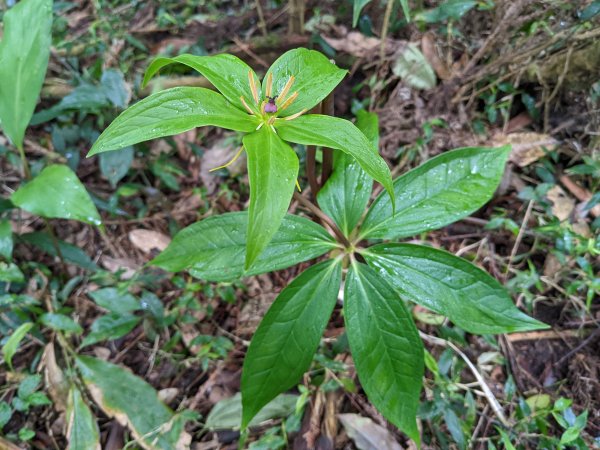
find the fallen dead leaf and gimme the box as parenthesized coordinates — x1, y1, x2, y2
(547, 185, 575, 221)
(100, 256, 139, 279)
(42, 343, 69, 412)
(158, 388, 179, 405)
(338, 413, 403, 450)
(491, 132, 559, 167)
(421, 32, 452, 79)
(323, 31, 382, 58)
(200, 138, 246, 194)
(128, 229, 171, 254)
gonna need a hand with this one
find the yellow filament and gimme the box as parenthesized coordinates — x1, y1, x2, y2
(260, 99, 267, 114)
(295, 179, 302, 192)
(283, 108, 307, 120)
(248, 70, 260, 104)
(265, 72, 273, 98)
(278, 75, 295, 103)
(278, 92, 298, 112)
(240, 96, 255, 114)
(209, 146, 245, 172)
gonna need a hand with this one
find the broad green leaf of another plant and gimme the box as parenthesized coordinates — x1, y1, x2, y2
(11, 165, 102, 226)
(243, 127, 299, 269)
(352, 0, 372, 27)
(361, 146, 511, 239)
(241, 259, 342, 429)
(362, 244, 549, 334)
(19, 232, 98, 271)
(344, 263, 423, 444)
(414, 0, 476, 23)
(151, 212, 337, 281)
(88, 87, 258, 156)
(2, 322, 34, 370)
(261, 48, 347, 117)
(66, 387, 100, 450)
(75, 356, 190, 450)
(275, 115, 394, 207)
(0, 219, 13, 260)
(80, 313, 140, 348)
(39, 313, 83, 335)
(0, 0, 53, 150)
(318, 110, 378, 235)
(143, 54, 262, 114)
(205, 393, 298, 431)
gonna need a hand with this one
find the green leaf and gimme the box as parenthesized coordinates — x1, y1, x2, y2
(0, 401, 12, 428)
(143, 54, 262, 113)
(353, 0, 373, 27)
(414, 0, 476, 23)
(206, 392, 298, 431)
(151, 212, 337, 281)
(39, 313, 83, 334)
(361, 146, 511, 239)
(0, 262, 24, 283)
(241, 259, 342, 428)
(400, 0, 411, 21)
(344, 263, 423, 444)
(0, 0, 53, 149)
(31, 83, 111, 125)
(75, 356, 189, 450)
(2, 322, 34, 370)
(88, 87, 258, 156)
(19, 232, 98, 271)
(243, 127, 299, 269)
(317, 110, 378, 235)
(262, 48, 346, 117)
(0, 219, 13, 260)
(392, 43, 436, 90)
(101, 68, 130, 108)
(66, 387, 100, 450)
(88, 288, 140, 314)
(275, 115, 394, 207)
(363, 244, 549, 334)
(99, 146, 134, 187)
(80, 313, 140, 348)
(11, 165, 102, 226)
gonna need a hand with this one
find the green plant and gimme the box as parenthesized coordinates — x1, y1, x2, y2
(88, 48, 395, 269)
(89, 48, 549, 441)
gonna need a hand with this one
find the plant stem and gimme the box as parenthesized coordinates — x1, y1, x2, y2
(293, 191, 351, 248)
(17, 143, 31, 180)
(380, 0, 394, 61)
(255, 0, 268, 37)
(306, 103, 322, 200)
(320, 93, 334, 187)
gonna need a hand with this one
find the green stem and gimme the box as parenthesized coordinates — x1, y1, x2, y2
(17, 143, 31, 180)
(293, 191, 351, 249)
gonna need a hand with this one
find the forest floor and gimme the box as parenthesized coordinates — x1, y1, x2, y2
(1, 0, 599, 449)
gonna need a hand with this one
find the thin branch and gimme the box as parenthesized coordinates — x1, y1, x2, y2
(293, 191, 351, 248)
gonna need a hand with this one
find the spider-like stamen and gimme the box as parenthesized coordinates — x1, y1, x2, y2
(278, 92, 298, 112)
(270, 124, 277, 134)
(240, 96, 255, 115)
(248, 70, 260, 104)
(265, 72, 273, 98)
(260, 99, 268, 114)
(295, 179, 302, 192)
(209, 146, 245, 172)
(255, 122, 264, 130)
(283, 108, 307, 121)
(278, 75, 295, 103)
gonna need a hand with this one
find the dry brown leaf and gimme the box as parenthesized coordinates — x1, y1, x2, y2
(491, 132, 559, 167)
(200, 139, 246, 194)
(421, 32, 452, 79)
(547, 185, 575, 221)
(128, 229, 171, 254)
(42, 344, 69, 412)
(323, 31, 382, 58)
(100, 256, 139, 279)
(158, 388, 179, 405)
